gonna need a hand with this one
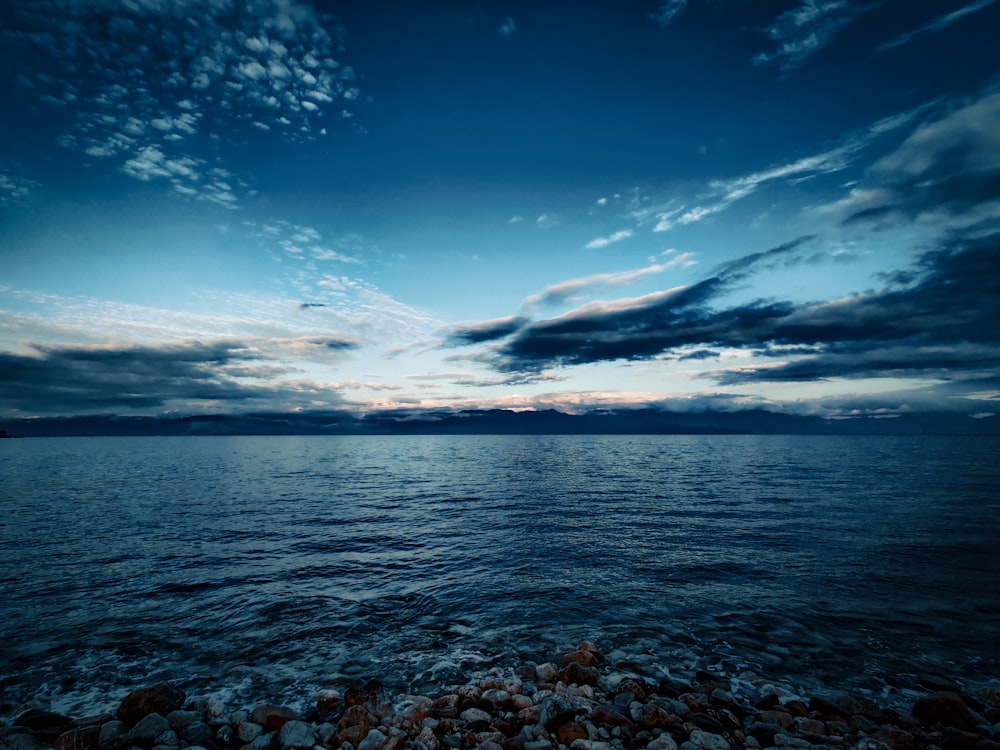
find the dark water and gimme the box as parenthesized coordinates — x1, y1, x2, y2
(1, 434, 998, 716)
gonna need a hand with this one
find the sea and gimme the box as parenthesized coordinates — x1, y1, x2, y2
(1, 434, 999, 719)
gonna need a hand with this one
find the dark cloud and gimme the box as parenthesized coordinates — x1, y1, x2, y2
(835, 89, 1000, 227)
(463, 230, 1000, 389)
(444, 316, 528, 346)
(0, 337, 357, 414)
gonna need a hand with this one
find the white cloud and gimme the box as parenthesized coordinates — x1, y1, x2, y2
(10, 0, 361, 207)
(536, 213, 559, 228)
(522, 262, 676, 309)
(585, 229, 634, 249)
(753, 0, 874, 70)
(0, 164, 39, 205)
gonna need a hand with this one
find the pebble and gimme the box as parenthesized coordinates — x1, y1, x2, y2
(5, 643, 1000, 750)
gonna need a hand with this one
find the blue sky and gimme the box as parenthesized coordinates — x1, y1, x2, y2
(2, 0, 999, 422)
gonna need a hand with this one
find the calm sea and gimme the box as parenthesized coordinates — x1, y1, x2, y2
(1, 434, 998, 717)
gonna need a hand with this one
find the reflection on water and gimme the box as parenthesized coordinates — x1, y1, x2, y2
(1, 434, 998, 715)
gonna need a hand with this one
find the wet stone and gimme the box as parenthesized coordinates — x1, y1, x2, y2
(249, 707, 298, 735)
(118, 686, 186, 727)
(98, 721, 126, 749)
(54, 727, 103, 750)
(276, 721, 315, 750)
(686, 729, 729, 750)
(912, 692, 978, 732)
(127, 714, 171, 746)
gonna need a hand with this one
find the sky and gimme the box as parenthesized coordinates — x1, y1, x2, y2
(1, 0, 999, 423)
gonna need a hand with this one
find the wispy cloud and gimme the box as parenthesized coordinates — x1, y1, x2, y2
(753, 0, 877, 70)
(877, 0, 998, 52)
(536, 213, 560, 229)
(522, 262, 676, 310)
(653, 102, 932, 232)
(0, 163, 39, 205)
(498, 17, 517, 38)
(650, 1, 688, 28)
(585, 229, 634, 249)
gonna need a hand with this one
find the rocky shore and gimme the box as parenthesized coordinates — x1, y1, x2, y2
(3, 643, 999, 750)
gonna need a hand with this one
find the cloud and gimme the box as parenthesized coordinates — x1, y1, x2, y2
(444, 316, 529, 346)
(498, 17, 517, 38)
(522, 262, 674, 309)
(0, 164, 39, 205)
(652, 104, 927, 232)
(450, 230, 1000, 397)
(877, 0, 998, 52)
(0, 337, 358, 415)
(650, 1, 688, 28)
(753, 0, 876, 70)
(536, 213, 559, 229)
(825, 88, 1000, 229)
(7, 0, 360, 205)
(585, 229, 634, 249)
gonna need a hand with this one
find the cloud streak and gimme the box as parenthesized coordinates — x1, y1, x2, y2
(877, 0, 999, 52)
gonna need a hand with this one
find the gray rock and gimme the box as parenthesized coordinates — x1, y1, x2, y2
(686, 729, 729, 750)
(523, 742, 551, 750)
(355, 729, 387, 750)
(179, 722, 217, 750)
(215, 726, 233, 746)
(99, 721, 127, 749)
(152, 731, 177, 748)
(234, 721, 263, 745)
(646, 736, 678, 750)
(277, 721, 315, 750)
(459, 708, 491, 725)
(166, 712, 199, 733)
(128, 714, 171, 745)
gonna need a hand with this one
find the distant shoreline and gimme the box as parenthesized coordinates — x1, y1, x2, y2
(3, 407, 999, 438)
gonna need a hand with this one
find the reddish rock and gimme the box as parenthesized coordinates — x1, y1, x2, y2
(555, 722, 588, 746)
(338, 704, 380, 730)
(591, 705, 633, 729)
(334, 724, 373, 748)
(345, 680, 384, 708)
(13, 709, 74, 741)
(250, 705, 299, 733)
(913, 692, 978, 732)
(316, 689, 341, 716)
(117, 684, 186, 726)
(556, 663, 599, 687)
(562, 651, 599, 668)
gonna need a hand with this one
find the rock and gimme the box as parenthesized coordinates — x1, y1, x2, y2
(317, 691, 342, 717)
(912, 692, 978, 732)
(98, 721, 127, 750)
(2, 734, 52, 750)
(14, 710, 75, 741)
(646, 736, 678, 750)
(153, 730, 178, 748)
(459, 708, 492, 726)
(535, 664, 559, 683)
(164, 712, 199, 734)
(249, 707, 298, 735)
(556, 663, 599, 688)
(562, 652, 599, 669)
(338, 705, 380, 730)
(118, 686, 186, 727)
(54, 726, 102, 750)
(637, 704, 677, 730)
(569, 741, 611, 750)
(686, 729, 729, 750)
(538, 696, 580, 730)
(233, 720, 263, 745)
(275, 721, 315, 750)
(335, 723, 374, 748)
(523, 742, 551, 750)
(591, 705, 632, 729)
(554, 722, 588, 746)
(353, 729, 387, 750)
(478, 741, 503, 750)
(127, 714, 172, 746)
(179, 721, 217, 750)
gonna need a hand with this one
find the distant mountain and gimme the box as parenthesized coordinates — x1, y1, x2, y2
(2, 408, 997, 437)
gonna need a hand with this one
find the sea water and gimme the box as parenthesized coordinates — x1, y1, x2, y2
(1, 434, 998, 716)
